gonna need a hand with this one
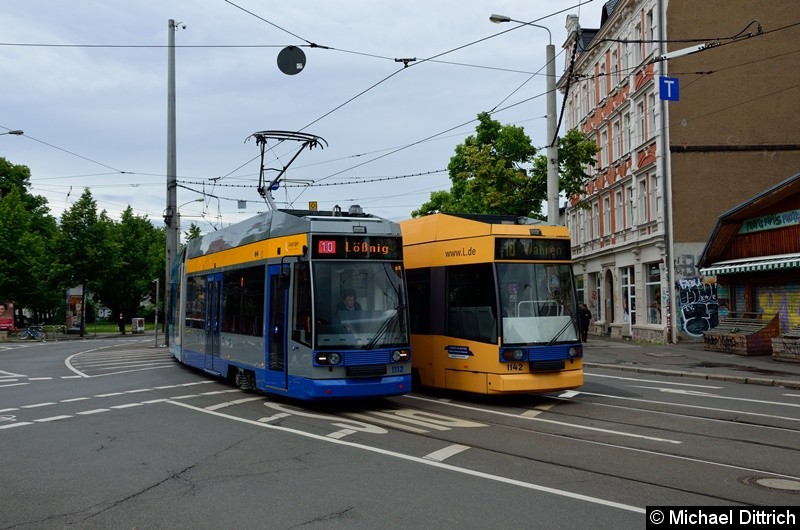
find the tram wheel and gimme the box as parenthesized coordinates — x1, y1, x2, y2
(234, 369, 255, 391)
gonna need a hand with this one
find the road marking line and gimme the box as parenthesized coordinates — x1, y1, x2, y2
(585, 372, 723, 388)
(523, 403, 557, 418)
(206, 397, 263, 411)
(34, 415, 72, 422)
(577, 390, 800, 419)
(76, 409, 111, 415)
(342, 412, 429, 434)
(167, 400, 644, 514)
(405, 395, 681, 444)
(424, 444, 470, 462)
(328, 429, 357, 439)
(0, 422, 32, 430)
(111, 403, 144, 409)
(0, 383, 29, 389)
(21, 402, 56, 409)
(60, 397, 91, 403)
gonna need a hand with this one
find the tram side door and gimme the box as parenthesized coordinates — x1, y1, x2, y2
(205, 273, 223, 372)
(264, 265, 289, 389)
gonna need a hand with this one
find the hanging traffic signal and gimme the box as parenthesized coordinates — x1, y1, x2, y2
(149, 281, 158, 303)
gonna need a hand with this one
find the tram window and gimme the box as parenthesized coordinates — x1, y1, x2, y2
(446, 264, 497, 343)
(292, 262, 312, 346)
(222, 266, 265, 336)
(185, 275, 206, 330)
(407, 268, 430, 334)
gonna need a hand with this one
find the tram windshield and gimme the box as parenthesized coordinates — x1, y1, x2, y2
(313, 261, 408, 349)
(496, 262, 579, 344)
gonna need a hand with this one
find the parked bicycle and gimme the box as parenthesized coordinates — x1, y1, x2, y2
(17, 325, 45, 340)
(42, 324, 67, 339)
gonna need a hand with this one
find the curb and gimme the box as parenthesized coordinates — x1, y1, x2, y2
(584, 362, 800, 390)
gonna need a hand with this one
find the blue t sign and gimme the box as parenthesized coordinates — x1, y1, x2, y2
(659, 76, 679, 101)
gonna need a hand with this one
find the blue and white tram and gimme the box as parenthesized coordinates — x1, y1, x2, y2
(167, 208, 411, 400)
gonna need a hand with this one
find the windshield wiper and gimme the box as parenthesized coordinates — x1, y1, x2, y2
(548, 315, 577, 346)
(363, 306, 404, 350)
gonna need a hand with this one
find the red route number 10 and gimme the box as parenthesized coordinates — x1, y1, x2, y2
(318, 240, 336, 254)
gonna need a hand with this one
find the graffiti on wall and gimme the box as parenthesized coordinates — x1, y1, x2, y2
(677, 277, 718, 337)
(754, 286, 800, 333)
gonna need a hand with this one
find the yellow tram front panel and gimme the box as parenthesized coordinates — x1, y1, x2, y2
(412, 334, 583, 394)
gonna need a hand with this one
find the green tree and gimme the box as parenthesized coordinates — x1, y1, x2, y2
(54, 189, 114, 335)
(184, 222, 202, 241)
(94, 206, 165, 323)
(0, 158, 60, 324)
(412, 113, 598, 217)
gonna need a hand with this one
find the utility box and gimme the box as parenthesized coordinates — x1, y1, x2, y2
(131, 318, 145, 334)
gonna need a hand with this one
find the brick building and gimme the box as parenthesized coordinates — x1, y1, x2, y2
(558, 0, 800, 342)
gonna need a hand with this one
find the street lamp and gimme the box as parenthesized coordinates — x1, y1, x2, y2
(1, 130, 24, 136)
(490, 14, 559, 224)
(177, 198, 203, 239)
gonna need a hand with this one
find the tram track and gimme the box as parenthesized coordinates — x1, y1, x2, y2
(372, 392, 800, 505)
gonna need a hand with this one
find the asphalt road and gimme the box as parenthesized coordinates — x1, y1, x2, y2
(2, 338, 799, 529)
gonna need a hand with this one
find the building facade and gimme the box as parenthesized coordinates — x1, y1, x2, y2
(559, 0, 800, 342)
(699, 172, 800, 337)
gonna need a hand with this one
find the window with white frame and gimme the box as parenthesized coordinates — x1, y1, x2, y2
(623, 32, 631, 74)
(612, 119, 621, 162)
(646, 10, 655, 57)
(603, 194, 610, 235)
(592, 201, 599, 239)
(568, 211, 576, 244)
(567, 99, 574, 130)
(622, 112, 631, 155)
(634, 22, 642, 64)
(648, 92, 656, 139)
(580, 208, 587, 243)
(626, 185, 634, 227)
(599, 61, 607, 101)
(621, 266, 636, 325)
(582, 83, 589, 115)
(649, 173, 659, 220)
(595, 273, 603, 321)
(611, 49, 619, 87)
(600, 129, 609, 168)
(614, 189, 623, 231)
(576, 274, 585, 305)
(637, 100, 645, 147)
(638, 177, 649, 223)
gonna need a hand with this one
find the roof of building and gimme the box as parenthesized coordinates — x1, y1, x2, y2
(698, 170, 800, 268)
(601, 0, 620, 26)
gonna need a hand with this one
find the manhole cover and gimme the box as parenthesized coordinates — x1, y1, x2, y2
(739, 476, 800, 493)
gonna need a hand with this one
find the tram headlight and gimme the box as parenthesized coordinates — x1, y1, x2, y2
(315, 352, 343, 365)
(568, 346, 583, 359)
(391, 349, 410, 362)
(501, 348, 526, 361)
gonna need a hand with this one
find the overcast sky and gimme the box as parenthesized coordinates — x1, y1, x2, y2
(1, 0, 605, 234)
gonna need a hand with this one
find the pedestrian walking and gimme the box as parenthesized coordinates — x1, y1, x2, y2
(578, 303, 592, 343)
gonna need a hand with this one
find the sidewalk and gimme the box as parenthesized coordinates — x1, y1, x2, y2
(583, 336, 800, 390)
